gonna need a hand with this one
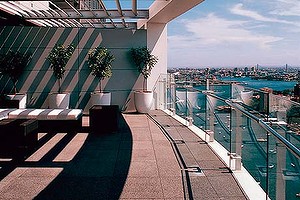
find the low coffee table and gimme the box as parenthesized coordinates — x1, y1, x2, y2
(89, 105, 119, 134)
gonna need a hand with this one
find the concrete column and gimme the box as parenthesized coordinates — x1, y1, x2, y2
(146, 22, 167, 91)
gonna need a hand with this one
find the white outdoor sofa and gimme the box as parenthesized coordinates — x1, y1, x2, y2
(0, 108, 83, 133)
(0, 109, 16, 120)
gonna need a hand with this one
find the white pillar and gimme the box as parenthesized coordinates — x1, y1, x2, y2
(146, 22, 167, 91)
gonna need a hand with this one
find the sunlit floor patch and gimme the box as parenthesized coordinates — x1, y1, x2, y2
(26, 133, 67, 162)
(54, 133, 89, 162)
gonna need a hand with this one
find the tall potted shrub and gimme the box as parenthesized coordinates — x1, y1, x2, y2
(87, 46, 115, 106)
(0, 50, 31, 108)
(47, 43, 75, 108)
(130, 47, 158, 113)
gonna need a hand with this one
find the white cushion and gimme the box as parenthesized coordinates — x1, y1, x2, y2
(0, 109, 16, 120)
(47, 109, 64, 120)
(8, 109, 45, 119)
(8, 109, 82, 120)
(55, 109, 83, 120)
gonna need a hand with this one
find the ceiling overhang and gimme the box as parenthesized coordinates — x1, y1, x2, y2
(138, 0, 205, 28)
(0, 0, 150, 29)
(0, 0, 205, 29)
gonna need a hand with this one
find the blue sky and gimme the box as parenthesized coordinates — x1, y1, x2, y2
(167, 0, 300, 68)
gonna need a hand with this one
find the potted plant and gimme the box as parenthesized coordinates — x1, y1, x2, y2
(87, 46, 115, 106)
(130, 47, 158, 113)
(47, 43, 75, 108)
(0, 50, 31, 108)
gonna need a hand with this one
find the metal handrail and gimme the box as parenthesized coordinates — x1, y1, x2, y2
(202, 90, 300, 159)
(225, 99, 300, 159)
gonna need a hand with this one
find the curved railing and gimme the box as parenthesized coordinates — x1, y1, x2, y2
(153, 74, 300, 200)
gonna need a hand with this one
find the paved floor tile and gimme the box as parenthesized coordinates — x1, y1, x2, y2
(117, 177, 164, 199)
(0, 111, 249, 200)
(161, 176, 184, 199)
(115, 160, 159, 177)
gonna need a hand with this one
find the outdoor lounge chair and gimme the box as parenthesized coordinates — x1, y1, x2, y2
(7, 109, 83, 133)
(0, 109, 16, 120)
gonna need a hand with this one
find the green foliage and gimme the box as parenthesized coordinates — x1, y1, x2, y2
(47, 44, 75, 80)
(130, 47, 158, 91)
(87, 47, 115, 92)
(0, 50, 31, 93)
(88, 47, 114, 79)
(130, 47, 158, 80)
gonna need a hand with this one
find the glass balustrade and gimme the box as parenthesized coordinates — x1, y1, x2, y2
(153, 73, 300, 200)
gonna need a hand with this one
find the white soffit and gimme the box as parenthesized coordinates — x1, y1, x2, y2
(0, 0, 153, 29)
(147, 0, 205, 23)
(0, 0, 205, 29)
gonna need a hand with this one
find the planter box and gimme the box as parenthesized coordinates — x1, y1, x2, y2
(90, 92, 111, 106)
(134, 91, 153, 113)
(49, 93, 70, 109)
(0, 94, 27, 108)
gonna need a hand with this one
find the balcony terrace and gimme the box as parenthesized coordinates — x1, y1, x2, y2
(0, 75, 299, 199)
(0, 110, 248, 199)
(1, 0, 300, 199)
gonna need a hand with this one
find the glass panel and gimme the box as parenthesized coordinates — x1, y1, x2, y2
(175, 88, 188, 118)
(153, 74, 169, 111)
(165, 73, 300, 200)
(268, 127, 300, 200)
(167, 73, 176, 111)
(212, 97, 231, 151)
(243, 116, 268, 192)
(192, 90, 206, 129)
(175, 87, 201, 122)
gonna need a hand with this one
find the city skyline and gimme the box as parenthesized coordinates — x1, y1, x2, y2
(167, 0, 300, 68)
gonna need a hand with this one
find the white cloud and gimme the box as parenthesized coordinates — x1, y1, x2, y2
(271, 0, 300, 16)
(180, 13, 282, 48)
(230, 3, 295, 25)
(167, 1, 300, 68)
(230, 3, 300, 32)
(168, 13, 284, 67)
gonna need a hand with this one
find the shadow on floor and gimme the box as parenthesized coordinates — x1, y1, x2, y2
(0, 114, 133, 200)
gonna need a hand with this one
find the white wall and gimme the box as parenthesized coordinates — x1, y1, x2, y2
(147, 22, 168, 91)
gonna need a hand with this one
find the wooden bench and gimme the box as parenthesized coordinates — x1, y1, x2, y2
(7, 109, 83, 133)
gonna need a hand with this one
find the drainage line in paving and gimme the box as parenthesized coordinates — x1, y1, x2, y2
(147, 114, 194, 200)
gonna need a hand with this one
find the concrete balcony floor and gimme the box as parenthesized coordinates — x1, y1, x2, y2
(0, 110, 248, 199)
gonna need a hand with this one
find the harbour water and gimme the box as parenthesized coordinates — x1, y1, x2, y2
(180, 77, 297, 115)
(219, 76, 297, 91)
